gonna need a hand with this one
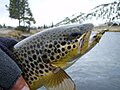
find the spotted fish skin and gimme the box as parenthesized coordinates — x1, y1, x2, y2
(13, 23, 94, 90)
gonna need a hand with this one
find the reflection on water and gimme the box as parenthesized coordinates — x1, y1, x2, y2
(39, 32, 120, 90)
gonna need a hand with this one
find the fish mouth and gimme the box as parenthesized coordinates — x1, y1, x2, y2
(78, 30, 92, 54)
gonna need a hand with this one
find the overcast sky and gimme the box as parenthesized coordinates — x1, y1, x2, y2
(0, 0, 114, 27)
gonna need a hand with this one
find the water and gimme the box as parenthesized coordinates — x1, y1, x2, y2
(39, 32, 120, 90)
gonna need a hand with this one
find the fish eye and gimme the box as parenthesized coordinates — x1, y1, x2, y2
(69, 32, 82, 37)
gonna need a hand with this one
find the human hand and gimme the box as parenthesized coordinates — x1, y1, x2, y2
(0, 37, 30, 90)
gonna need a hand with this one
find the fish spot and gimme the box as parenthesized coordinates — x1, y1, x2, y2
(65, 51, 68, 54)
(25, 73, 29, 78)
(50, 56, 55, 60)
(35, 70, 39, 74)
(36, 50, 39, 55)
(59, 38, 62, 40)
(49, 44, 52, 48)
(75, 39, 78, 42)
(34, 61, 38, 65)
(51, 52, 54, 55)
(28, 51, 31, 54)
(54, 48, 57, 53)
(39, 70, 43, 74)
(38, 57, 42, 62)
(42, 54, 47, 59)
(28, 64, 31, 68)
(43, 58, 50, 63)
(47, 50, 51, 53)
(45, 69, 49, 73)
(45, 44, 48, 47)
(54, 41, 57, 45)
(57, 49, 61, 53)
(33, 55, 37, 60)
(44, 49, 47, 52)
(24, 53, 27, 57)
(36, 66, 39, 69)
(31, 67, 35, 71)
(24, 69, 28, 73)
(64, 37, 67, 40)
(62, 48, 65, 51)
(56, 55, 60, 59)
(30, 63, 35, 68)
(40, 42, 43, 45)
(25, 77, 29, 81)
(33, 44, 36, 48)
(41, 75, 43, 77)
(37, 43, 40, 48)
(62, 53, 65, 56)
(56, 44, 60, 48)
(30, 71, 34, 74)
(30, 45, 33, 49)
(21, 50, 24, 53)
(39, 64, 44, 69)
(26, 68, 30, 71)
(73, 45, 76, 48)
(30, 77, 34, 81)
(29, 81, 32, 85)
(49, 68, 52, 71)
(67, 42, 70, 44)
(28, 72, 32, 76)
(25, 60, 29, 64)
(45, 64, 48, 68)
(22, 63, 26, 67)
(20, 53, 24, 56)
(34, 77, 37, 80)
(39, 50, 42, 54)
(61, 41, 66, 46)
(28, 57, 33, 62)
(67, 46, 71, 49)
(27, 46, 29, 50)
(49, 39, 52, 42)
(31, 50, 35, 53)
(20, 57, 24, 61)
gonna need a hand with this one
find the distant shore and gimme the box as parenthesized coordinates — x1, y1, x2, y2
(0, 25, 120, 40)
(93, 26, 120, 32)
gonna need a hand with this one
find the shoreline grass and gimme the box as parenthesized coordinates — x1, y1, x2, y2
(0, 26, 120, 40)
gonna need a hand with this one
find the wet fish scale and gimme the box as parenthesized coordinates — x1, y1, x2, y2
(12, 23, 94, 90)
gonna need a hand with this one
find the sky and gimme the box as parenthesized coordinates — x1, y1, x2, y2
(0, 0, 114, 27)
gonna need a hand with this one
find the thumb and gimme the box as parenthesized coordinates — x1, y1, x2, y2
(11, 76, 30, 90)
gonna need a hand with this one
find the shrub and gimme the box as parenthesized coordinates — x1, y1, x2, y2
(15, 26, 27, 32)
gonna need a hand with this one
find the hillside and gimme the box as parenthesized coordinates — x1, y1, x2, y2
(54, 0, 120, 26)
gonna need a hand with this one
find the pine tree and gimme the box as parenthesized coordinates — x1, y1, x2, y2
(6, 0, 36, 28)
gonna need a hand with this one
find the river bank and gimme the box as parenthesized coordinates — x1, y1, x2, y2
(0, 25, 120, 40)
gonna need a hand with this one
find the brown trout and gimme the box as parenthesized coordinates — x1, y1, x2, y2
(12, 23, 105, 90)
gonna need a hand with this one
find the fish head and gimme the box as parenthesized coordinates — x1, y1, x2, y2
(44, 23, 94, 68)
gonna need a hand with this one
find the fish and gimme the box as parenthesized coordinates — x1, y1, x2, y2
(12, 23, 105, 90)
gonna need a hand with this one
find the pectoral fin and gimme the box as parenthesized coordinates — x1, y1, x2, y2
(43, 67, 75, 90)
